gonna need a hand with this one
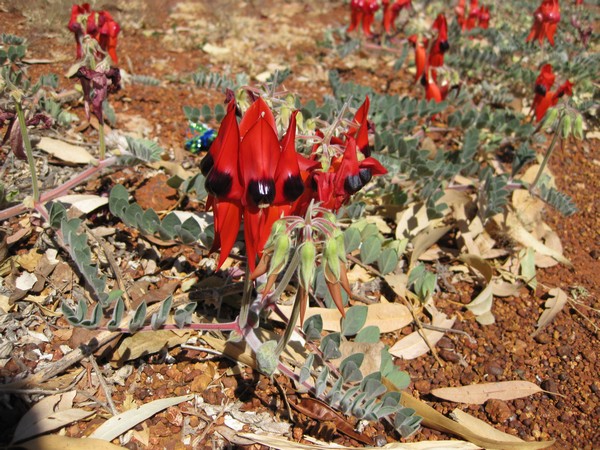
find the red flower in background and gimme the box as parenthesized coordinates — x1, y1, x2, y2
(68, 3, 120, 63)
(408, 35, 426, 84)
(456, 0, 490, 31)
(526, 0, 560, 46)
(382, 0, 412, 34)
(429, 14, 449, 69)
(347, 0, 380, 37)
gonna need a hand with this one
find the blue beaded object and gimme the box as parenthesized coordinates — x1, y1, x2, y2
(185, 121, 216, 153)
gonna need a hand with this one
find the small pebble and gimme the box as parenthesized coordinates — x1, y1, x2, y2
(557, 345, 571, 357)
(534, 333, 551, 344)
(439, 349, 460, 363)
(484, 361, 504, 376)
(414, 379, 431, 394)
(541, 379, 558, 397)
(485, 399, 513, 423)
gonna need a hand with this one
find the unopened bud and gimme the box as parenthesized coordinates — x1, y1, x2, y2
(541, 107, 558, 130)
(299, 241, 316, 290)
(323, 238, 340, 282)
(561, 114, 572, 139)
(573, 114, 584, 140)
(333, 229, 347, 262)
(268, 234, 291, 276)
(264, 219, 287, 252)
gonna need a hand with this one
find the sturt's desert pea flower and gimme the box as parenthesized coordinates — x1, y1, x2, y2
(347, 0, 380, 37)
(535, 80, 573, 122)
(382, 0, 412, 34)
(68, 3, 121, 63)
(526, 0, 561, 46)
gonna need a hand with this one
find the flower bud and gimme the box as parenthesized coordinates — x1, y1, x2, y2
(541, 107, 558, 130)
(323, 238, 340, 283)
(267, 233, 291, 277)
(263, 219, 287, 252)
(561, 114, 572, 139)
(333, 228, 347, 262)
(573, 114, 584, 140)
(299, 241, 316, 291)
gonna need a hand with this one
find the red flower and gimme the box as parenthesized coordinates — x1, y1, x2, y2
(526, 0, 560, 46)
(466, 0, 481, 30)
(429, 14, 449, 69)
(408, 35, 427, 84)
(478, 6, 490, 29)
(532, 64, 556, 115)
(535, 80, 573, 122)
(347, 0, 380, 37)
(67, 4, 120, 63)
(382, 0, 412, 34)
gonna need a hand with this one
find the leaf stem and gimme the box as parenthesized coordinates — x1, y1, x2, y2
(530, 116, 563, 193)
(98, 119, 106, 160)
(15, 101, 40, 203)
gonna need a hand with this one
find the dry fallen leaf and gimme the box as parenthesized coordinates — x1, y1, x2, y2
(459, 254, 495, 325)
(111, 329, 191, 365)
(90, 394, 194, 441)
(11, 391, 94, 444)
(276, 302, 412, 333)
(389, 303, 455, 360)
(531, 288, 569, 337)
(37, 137, 95, 164)
(17, 435, 127, 450)
(431, 381, 543, 404)
(450, 409, 525, 443)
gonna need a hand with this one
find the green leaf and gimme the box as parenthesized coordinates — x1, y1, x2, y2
(174, 303, 196, 328)
(385, 368, 411, 390)
(377, 248, 398, 275)
(107, 297, 125, 331)
(80, 303, 102, 329)
(341, 305, 368, 336)
(355, 325, 380, 343)
(159, 213, 182, 240)
(303, 314, 323, 341)
(360, 235, 382, 265)
(256, 340, 278, 376)
(128, 301, 147, 332)
(320, 333, 341, 360)
(315, 366, 329, 397)
(343, 227, 361, 253)
(340, 355, 364, 383)
(141, 209, 161, 234)
(151, 296, 173, 330)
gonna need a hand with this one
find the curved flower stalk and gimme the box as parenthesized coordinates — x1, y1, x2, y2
(382, 0, 412, 34)
(526, 0, 560, 46)
(68, 3, 121, 63)
(347, 0, 380, 37)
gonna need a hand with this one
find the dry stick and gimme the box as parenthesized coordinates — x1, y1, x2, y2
(87, 353, 119, 416)
(400, 295, 445, 367)
(83, 222, 133, 310)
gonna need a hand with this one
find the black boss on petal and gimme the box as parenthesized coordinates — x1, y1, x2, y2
(344, 174, 363, 195)
(205, 170, 233, 198)
(359, 168, 372, 185)
(248, 179, 276, 206)
(535, 84, 547, 96)
(439, 40, 450, 52)
(200, 152, 214, 176)
(283, 175, 305, 202)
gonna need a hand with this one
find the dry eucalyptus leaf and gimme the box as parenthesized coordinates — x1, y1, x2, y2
(398, 392, 554, 449)
(389, 304, 455, 360)
(410, 225, 452, 267)
(111, 330, 191, 365)
(238, 432, 480, 449)
(11, 391, 94, 444)
(37, 137, 95, 164)
(17, 435, 127, 450)
(531, 288, 568, 337)
(90, 394, 194, 441)
(55, 195, 109, 215)
(450, 409, 525, 443)
(459, 254, 495, 325)
(276, 302, 412, 333)
(431, 381, 543, 404)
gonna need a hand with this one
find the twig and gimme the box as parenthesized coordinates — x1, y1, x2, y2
(421, 323, 476, 344)
(87, 354, 119, 416)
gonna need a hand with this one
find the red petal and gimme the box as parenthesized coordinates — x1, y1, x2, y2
(239, 113, 280, 207)
(239, 97, 276, 138)
(274, 111, 304, 204)
(334, 137, 362, 196)
(211, 200, 242, 269)
(360, 157, 388, 175)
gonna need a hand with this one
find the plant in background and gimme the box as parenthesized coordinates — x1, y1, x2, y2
(382, 0, 412, 34)
(347, 0, 380, 37)
(456, 0, 491, 31)
(526, 0, 561, 46)
(67, 4, 121, 161)
(68, 3, 121, 64)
